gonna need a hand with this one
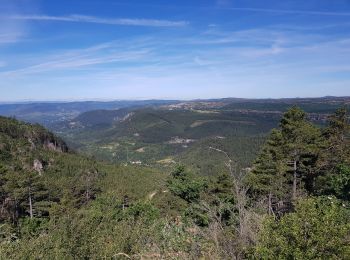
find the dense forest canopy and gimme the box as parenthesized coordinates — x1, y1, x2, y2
(0, 106, 349, 259)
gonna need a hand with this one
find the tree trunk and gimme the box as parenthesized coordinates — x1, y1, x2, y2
(29, 189, 33, 219)
(268, 192, 273, 215)
(85, 188, 90, 201)
(292, 160, 297, 200)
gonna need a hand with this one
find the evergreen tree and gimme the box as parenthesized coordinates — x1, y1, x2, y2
(167, 165, 207, 203)
(247, 129, 289, 214)
(314, 108, 350, 199)
(279, 106, 321, 199)
(318, 107, 350, 170)
(2, 170, 49, 221)
(325, 107, 350, 161)
(248, 107, 321, 213)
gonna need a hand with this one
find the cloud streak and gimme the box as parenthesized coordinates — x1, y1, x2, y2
(0, 45, 152, 76)
(1, 21, 350, 100)
(6, 14, 189, 27)
(0, 33, 24, 44)
(2, 26, 350, 77)
(223, 7, 350, 16)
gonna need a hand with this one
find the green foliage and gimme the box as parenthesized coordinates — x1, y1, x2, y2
(316, 164, 350, 201)
(312, 107, 350, 200)
(56, 100, 347, 177)
(59, 107, 280, 171)
(0, 168, 50, 223)
(185, 203, 210, 227)
(0, 116, 68, 152)
(123, 202, 160, 224)
(330, 165, 350, 200)
(167, 166, 207, 202)
(1, 104, 350, 259)
(18, 217, 49, 237)
(247, 129, 288, 199)
(179, 135, 265, 176)
(253, 196, 350, 259)
(248, 107, 350, 209)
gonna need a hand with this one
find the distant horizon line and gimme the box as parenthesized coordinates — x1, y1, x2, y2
(0, 96, 349, 104)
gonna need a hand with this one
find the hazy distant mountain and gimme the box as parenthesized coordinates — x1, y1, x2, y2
(0, 100, 178, 126)
(1, 97, 348, 127)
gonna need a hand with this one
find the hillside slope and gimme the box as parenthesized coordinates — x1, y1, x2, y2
(0, 100, 178, 126)
(0, 108, 349, 259)
(55, 97, 349, 175)
(0, 116, 167, 223)
(0, 116, 199, 259)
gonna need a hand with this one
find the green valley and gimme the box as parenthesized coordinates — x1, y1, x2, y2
(52, 97, 349, 176)
(0, 98, 349, 259)
(2, 0, 350, 258)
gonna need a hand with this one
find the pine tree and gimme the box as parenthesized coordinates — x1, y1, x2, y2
(2, 170, 49, 221)
(322, 107, 350, 168)
(248, 107, 321, 213)
(248, 129, 289, 214)
(279, 106, 321, 199)
(315, 108, 350, 199)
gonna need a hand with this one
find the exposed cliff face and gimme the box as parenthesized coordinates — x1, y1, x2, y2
(28, 137, 68, 153)
(0, 117, 69, 154)
(0, 116, 69, 154)
(0, 116, 70, 178)
(40, 136, 68, 152)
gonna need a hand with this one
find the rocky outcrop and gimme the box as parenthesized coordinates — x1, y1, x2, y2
(43, 139, 69, 153)
(0, 116, 69, 154)
(33, 159, 43, 174)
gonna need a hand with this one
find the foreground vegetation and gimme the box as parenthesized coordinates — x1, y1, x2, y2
(0, 105, 349, 259)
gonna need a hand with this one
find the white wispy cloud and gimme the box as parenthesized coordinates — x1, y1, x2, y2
(2, 26, 350, 77)
(1, 24, 350, 100)
(0, 33, 24, 44)
(6, 14, 189, 27)
(187, 29, 292, 47)
(224, 7, 350, 16)
(0, 48, 151, 76)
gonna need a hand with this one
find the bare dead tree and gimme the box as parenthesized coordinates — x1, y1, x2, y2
(208, 146, 263, 259)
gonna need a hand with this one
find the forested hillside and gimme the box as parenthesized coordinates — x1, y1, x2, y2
(0, 106, 349, 259)
(0, 116, 172, 258)
(56, 107, 279, 175)
(52, 97, 350, 176)
(0, 100, 178, 126)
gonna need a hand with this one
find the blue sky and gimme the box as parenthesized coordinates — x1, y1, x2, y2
(0, 0, 350, 101)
